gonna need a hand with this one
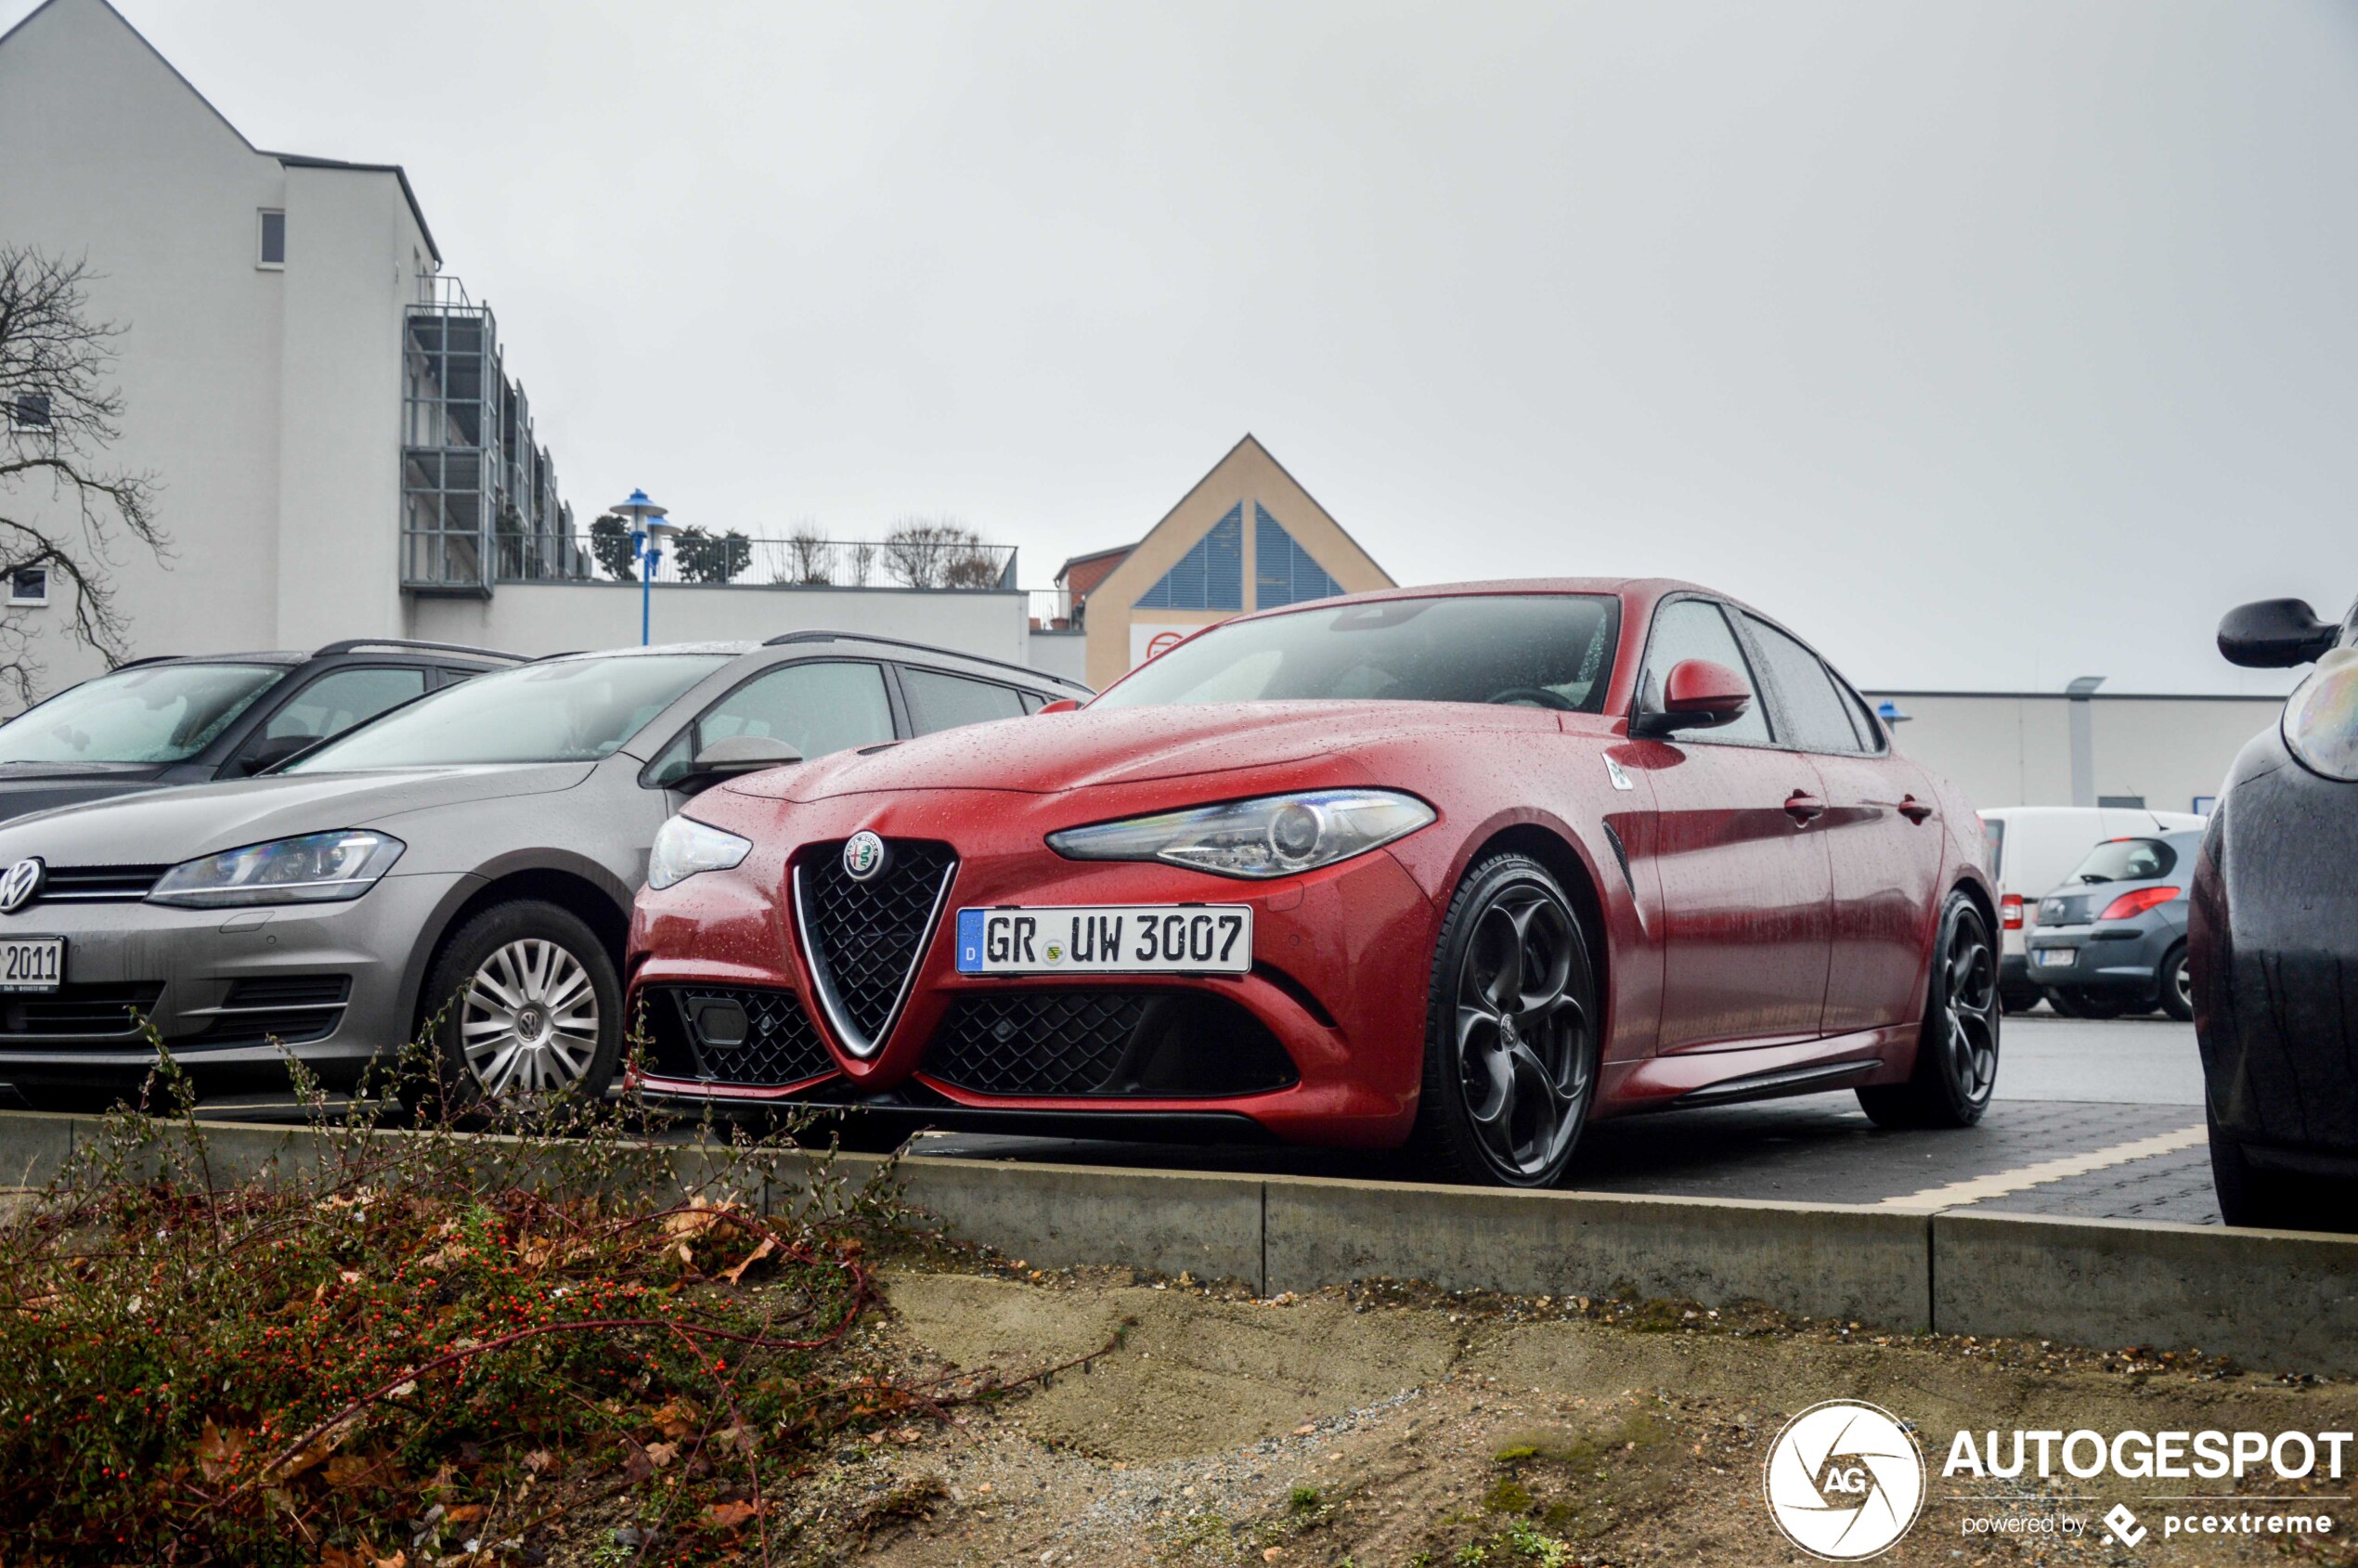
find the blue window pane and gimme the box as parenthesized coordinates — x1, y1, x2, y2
(1135, 504, 1243, 611)
(1254, 504, 1342, 608)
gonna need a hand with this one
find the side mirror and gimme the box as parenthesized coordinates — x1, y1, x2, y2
(1631, 658, 1753, 737)
(2219, 598, 2339, 668)
(235, 734, 316, 776)
(679, 734, 802, 792)
(1036, 697, 1082, 715)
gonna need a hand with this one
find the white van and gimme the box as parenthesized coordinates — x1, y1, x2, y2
(1979, 805, 2205, 1010)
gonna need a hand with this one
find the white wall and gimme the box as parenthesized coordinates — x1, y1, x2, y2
(409, 582, 1037, 665)
(0, 0, 430, 697)
(1025, 628, 1087, 684)
(1865, 691, 2281, 814)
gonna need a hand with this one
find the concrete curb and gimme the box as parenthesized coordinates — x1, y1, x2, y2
(6, 1111, 2353, 1372)
(1263, 1173, 1930, 1328)
(1933, 1210, 2358, 1373)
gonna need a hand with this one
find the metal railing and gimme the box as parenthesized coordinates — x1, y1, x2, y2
(497, 533, 1020, 591)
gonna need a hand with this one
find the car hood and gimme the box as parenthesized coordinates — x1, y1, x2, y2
(0, 764, 595, 865)
(732, 701, 1567, 801)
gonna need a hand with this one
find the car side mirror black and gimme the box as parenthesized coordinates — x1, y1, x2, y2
(678, 734, 802, 793)
(2218, 599, 2339, 668)
(234, 734, 316, 776)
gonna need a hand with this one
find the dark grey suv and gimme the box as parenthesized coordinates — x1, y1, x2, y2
(0, 641, 523, 823)
(2027, 830, 2200, 1020)
(0, 632, 1084, 1106)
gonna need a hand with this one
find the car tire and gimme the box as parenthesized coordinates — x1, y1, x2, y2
(2157, 944, 2194, 1022)
(1406, 853, 1599, 1188)
(2207, 1108, 2351, 1232)
(416, 901, 623, 1109)
(1859, 891, 2001, 1130)
(2044, 987, 2126, 1020)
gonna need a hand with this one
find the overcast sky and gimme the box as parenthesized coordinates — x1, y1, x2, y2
(45, 0, 2358, 691)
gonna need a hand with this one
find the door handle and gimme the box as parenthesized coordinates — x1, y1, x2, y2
(1784, 790, 1825, 825)
(1898, 795, 1933, 824)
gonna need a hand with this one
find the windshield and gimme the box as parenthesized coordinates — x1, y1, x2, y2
(1093, 594, 1620, 712)
(0, 663, 281, 764)
(2066, 836, 2179, 886)
(288, 654, 728, 771)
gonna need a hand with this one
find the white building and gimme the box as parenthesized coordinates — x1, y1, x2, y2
(0, 0, 1038, 702)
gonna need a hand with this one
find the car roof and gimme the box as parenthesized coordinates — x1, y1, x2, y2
(540, 636, 1086, 692)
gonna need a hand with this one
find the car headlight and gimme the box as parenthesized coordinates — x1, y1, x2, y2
(2283, 648, 2358, 783)
(147, 830, 405, 908)
(647, 813, 752, 890)
(1046, 789, 1435, 879)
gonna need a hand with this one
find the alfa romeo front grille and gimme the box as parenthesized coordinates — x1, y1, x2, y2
(923, 989, 1299, 1099)
(641, 985, 835, 1087)
(792, 839, 956, 1058)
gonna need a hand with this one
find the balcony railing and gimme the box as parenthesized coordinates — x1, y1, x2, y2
(496, 532, 1019, 591)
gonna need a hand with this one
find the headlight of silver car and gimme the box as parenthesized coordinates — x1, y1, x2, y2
(647, 813, 753, 890)
(2283, 648, 2358, 783)
(1046, 789, 1435, 879)
(147, 830, 405, 908)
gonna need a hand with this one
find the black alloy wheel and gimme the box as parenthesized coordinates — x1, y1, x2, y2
(1410, 853, 1599, 1187)
(1859, 891, 2001, 1129)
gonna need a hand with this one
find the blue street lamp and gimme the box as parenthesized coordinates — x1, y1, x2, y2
(608, 488, 677, 645)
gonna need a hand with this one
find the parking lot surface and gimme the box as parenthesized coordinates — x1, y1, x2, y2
(901, 1011, 2222, 1224)
(186, 1011, 2220, 1224)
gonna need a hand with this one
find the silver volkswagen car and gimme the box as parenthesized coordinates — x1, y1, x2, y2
(0, 634, 1083, 1106)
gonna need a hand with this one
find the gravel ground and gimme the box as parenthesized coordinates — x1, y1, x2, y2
(765, 1260, 2358, 1568)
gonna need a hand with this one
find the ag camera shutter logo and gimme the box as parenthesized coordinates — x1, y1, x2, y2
(1763, 1400, 1925, 1560)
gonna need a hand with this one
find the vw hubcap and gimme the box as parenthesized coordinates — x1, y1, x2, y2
(461, 939, 601, 1095)
(1455, 884, 1592, 1180)
(1941, 914, 2001, 1105)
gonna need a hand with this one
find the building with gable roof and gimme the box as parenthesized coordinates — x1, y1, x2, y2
(1062, 435, 1393, 689)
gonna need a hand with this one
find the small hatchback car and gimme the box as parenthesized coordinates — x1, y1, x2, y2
(2024, 831, 2200, 1020)
(628, 579, 1999, 1187)
(0, 640, 521, 823)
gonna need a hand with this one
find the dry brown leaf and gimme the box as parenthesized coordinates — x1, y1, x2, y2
(662, 1198, 741, 1239)
(648, 1397, 700, 1440)
(523, 1448, 554, 1473)
(702, 1499, 760, 1530)
(644, 1441, 680, 1471)
(443, 1503, 486, 1525)
(719, 1236, 776, 1286)
(197, 1419, 249, 1484)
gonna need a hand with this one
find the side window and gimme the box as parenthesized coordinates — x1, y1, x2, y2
(1638, 600, 1771, 745)
(900, 667, 1029, 734)
(253, 667, 426, 748)
(434, 666, 487, 690)
(1740, 616, 1865, 755)
(649, 660, 895, 786)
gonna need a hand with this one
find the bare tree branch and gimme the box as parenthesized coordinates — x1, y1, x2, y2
(0, 247, 169, 703)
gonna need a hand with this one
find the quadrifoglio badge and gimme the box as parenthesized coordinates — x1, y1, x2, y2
(1763, 1402, 2351, 1558)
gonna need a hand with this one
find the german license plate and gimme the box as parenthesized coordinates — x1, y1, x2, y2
(954, 906, 1252, 975)
(0, 936, 65, 992)
(2033, 948, 2074, 968)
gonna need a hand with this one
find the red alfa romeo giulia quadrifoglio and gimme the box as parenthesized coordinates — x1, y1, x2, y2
(624, 580, 1998, 1186)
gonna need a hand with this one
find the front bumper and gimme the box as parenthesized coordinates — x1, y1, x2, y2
(0, 872, 471, 1093)
(626, 790, 1440, 1147)
(2192, 729, 2358, 1163)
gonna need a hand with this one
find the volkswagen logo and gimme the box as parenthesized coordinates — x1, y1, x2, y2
(0, 857, 44, 915)
(842, 831, 888, 883)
